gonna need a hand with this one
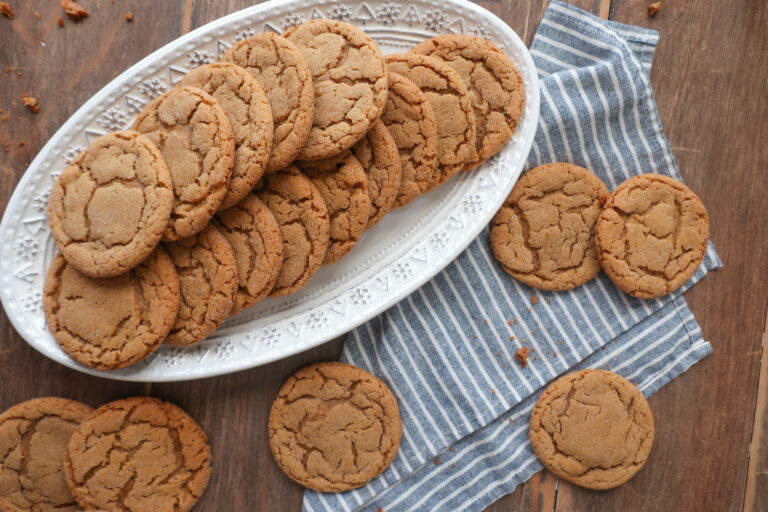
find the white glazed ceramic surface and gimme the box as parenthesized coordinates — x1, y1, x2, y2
(0, 0, 539, 381)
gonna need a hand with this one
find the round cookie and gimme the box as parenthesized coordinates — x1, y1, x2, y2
(380, 72, 438, 208)
(163, 224, 238, 346)
(351, 119, 402, 228)
(0, 398, 93, 512)
(529, 369, 654, 490)
(411, 34, 525, 169)
(296, 151, 371, 265)
(221, 33, 313, 173)
(595, 173, 709, 299)
(490, 163, 609, 291)
(181, 62, 274, 210)
(385, 53, 477, 186)
(132, 86, 235, 241)
(269, 362, 402, 492)
(214, 195, 283, 316)
(284, 19, 388, 161)
(47, 130, 173, 278)
(65, 397, 212, 512)
(254, 165, 330, 297)
(42, 247, 180, 370)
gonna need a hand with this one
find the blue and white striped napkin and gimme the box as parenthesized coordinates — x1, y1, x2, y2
(304, 2, 721, 510)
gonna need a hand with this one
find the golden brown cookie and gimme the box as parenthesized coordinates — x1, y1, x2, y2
(296, 151, 371, 265)
(529, 369, 654, 490)
(163, 224, 238, 346)
(132, 86, 235, 241)
(47, 130, 173, 278)
(42, 248, 180, 370)
(595, 173, 709, 299)
(385, 53, 477, 185)
(380, 72, 438, 208)
(254, 165, 330, 297)
(351, 119, 402, 229)
(65, 397, 212, 512)
(411, 34, 525, 169)
(269, 362, 402, 492)
(0, 397, 93, 512)
(181, 62, 274, 210)
(284, 19, 388, 161)
(214, 195, 283, 316)
(221, 33, 313, 174)
(490, 163, 609, 291)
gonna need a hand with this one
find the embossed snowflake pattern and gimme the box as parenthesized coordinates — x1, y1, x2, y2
(327, 4, 352, 22)
(470, 23, 491, 39)
(15, 237, 40, 260)
(392, 261, 414, 280)
(162, 347, 184, 366)
(488, 153, 506, 175)
(215, 341, 235, 359)
(98, 108, 128, 131)
(350, 287, 371, 306)
(138, 78, 167, 99)
(187, 50, 212, 67)
(33, 190, 50, 212)
(376, 1, 401, 25)
(306, 312, 328, 330)
(423, 7, 448, 32)
(259, 327, 282, 348)
(233, 27, 256, 43)
(21, 291, 42, 312)
(429, 231, 450, 251)
(462, 194, 484, 214)
(282, 12, 305, 30)
(63, 145, 83, 164)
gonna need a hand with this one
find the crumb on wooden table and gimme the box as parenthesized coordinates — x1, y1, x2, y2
(1, 115, 8, 121)
(0, 2, 13, 19)
(61, 0, 89, 21)
(125, 12, 133, 22)
(648, 1, 661, 16)
(57, 17, 64, 27)
(515, 347, 529, 368)
(34, 10, 40, 20)
(17, 141, 25, 147)
(22, 93, 39, 112)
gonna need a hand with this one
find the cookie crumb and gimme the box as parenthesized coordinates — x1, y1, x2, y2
(1, 115, 8, 121)
(22, 93, 39, 112)
(515, 347, 529, 368)
(61, 0, 88, 21)
(125, 12, 133, 22)
(449, 447, 455, 452)
(491, 388, 496, 394)
(434, 458, 441, 465)
(648, 1, 661, 16)
(483, 318, 488, 324)
(18, 141, 25, 147)
(531, 330, 536, 335)
(546, 298, 551, 303)
(508, 417, 513, 423)
(509, 335, 515, 341)
(659, 313, 664, 318)
(507, 320, 513, 325)
(451, 462, 457, 468)
(513, 319, 518, 324)
(57, 17, 64, 27)
(530, 295, 538, 305)
(0, 2, 13, 19)
(472, 335, 477, 339)
(34, 10, 40, 20)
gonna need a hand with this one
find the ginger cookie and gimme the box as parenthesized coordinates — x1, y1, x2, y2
(351, 119, 402, 229)
(214, 195, 283, 316)
(254, 165, 330, 297)
(529, 369, 654, 490)
(133, 86, 235, 241)
(65, 397, 212, 512)
(296, 151, 371, 265)
(163, 224, 238, 346)
(595, 173, 709, 299)
(222, 33, 314, 173)
(269, 362, 402, 492)
(181, 62, 274, 210)
(490, 163, 609, 291)
(411, 34, 525, 169)
(385, 53, 477, 186)
(284, 19, 388, 161)
(47, 130, 173, 278)
(0, 397, 93, 512)
(42, 248, 180, 370)
(380, 72, 438, 208)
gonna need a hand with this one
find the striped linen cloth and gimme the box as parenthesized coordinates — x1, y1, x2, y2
(304, 2, 721, 510)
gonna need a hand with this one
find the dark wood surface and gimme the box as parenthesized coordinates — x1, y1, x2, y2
(1, 1, 767, 510)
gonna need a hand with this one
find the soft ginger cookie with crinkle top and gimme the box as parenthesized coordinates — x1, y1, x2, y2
(65, 397, 212, 512)
(385, 53, 477, 186)
(47, 130, 173, 278)
(132, 86, 235, 241)
(0, 398, 93, 512)
(490, 163, 609, 291)
(163, 224, 238, 346)
(351, 119, 402, 229)
(269, 362, 402, 492)
(43, 247, 180, 370)
(296, 151, 371, 265)
(214, 195, 283, 316)
(595, 173, 709, 299)
(529, 369, 654, 490)
(181, 62, 274, 210)
(221, 33, 313, 173)
(284, 19, 388, 161)
(254, 165, 330, 297)
(411, 34, 525, 169)
(380, 72, 438, 208)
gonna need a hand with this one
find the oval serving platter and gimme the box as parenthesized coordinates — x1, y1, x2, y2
(0, 0, 539, 382)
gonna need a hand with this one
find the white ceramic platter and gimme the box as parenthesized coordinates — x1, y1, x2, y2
(0, 0, 539, 381)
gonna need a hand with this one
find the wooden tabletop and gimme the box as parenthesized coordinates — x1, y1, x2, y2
(1, 0, 767, 510)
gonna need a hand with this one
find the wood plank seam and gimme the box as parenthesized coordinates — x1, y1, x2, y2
(743, 302, 768, 512)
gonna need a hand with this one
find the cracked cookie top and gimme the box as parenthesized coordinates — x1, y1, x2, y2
(42, 247, 180, 370)
(48, 130, 173, 278)
(268, 362, 402, 492)
(490, 163, 609, 291)
(0, 397, 93, 512)
(133, 86, 235, 242)
(64, 397, 212, 512)
(596, 173, 709, 299)
(181, 62, 274, 210)
(411, 34, 525, 169)
(284, 19, 388, 161)
(529, 369, 654, 490)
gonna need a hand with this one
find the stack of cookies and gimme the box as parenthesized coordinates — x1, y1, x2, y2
(43, 20, 526, 371)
